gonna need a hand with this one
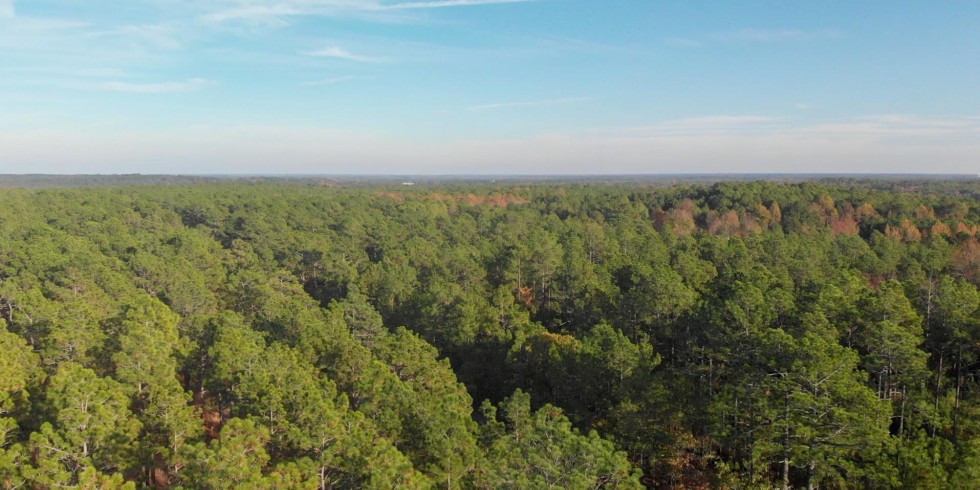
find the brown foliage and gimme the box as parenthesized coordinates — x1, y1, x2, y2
(855, 202, 878, 221)
(913, 204, 936, 220)
(454, 193, 530, 207)
(830, 215, 860, 236)
(812, 195, 838, 221)
(377, 191, 407, 202)
(677, 198, 697, 214)
(769, 201, 782, 224)
(651, 429, 715, 489)
(667, 208, 697, 237)
(517, 285, 535, 307)
(929, 221, 952, 238)
(521, 331, 580, 357)
(829, 204, 860, 236)
(754, 204, 772, 228)
(900, 219, 922, 241)
(151, 453, 171, 488)
(955, 222, 979, 237)
(885, 219, 922, 242)
(942, 202, 970, 221)
(739, 212, 762, 235)
(951, 238, 980, 282)
(652, 208, 668, 229)
(377, 192, 529, 207)
(193, 390, 225, 441)
(202, 410, 223, 440)
(863, 272, 885, 289)
(707, 210, 741, 236)
(656, 199, 698, 236)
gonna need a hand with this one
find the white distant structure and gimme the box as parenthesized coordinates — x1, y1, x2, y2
(402, 181, 415, 186)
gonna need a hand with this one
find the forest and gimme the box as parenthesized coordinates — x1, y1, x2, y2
(0, 179, 978, 489)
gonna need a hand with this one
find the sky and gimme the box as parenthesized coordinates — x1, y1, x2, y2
(0, 0, 979, 175)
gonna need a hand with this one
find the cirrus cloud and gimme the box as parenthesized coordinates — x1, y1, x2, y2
(0, 0, 13, 19)
(95, 78, 216, 93)
(305, 46, 386, 62)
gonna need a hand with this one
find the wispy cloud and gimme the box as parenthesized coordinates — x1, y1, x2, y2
(1, 66, 131, 80)
(467, 96, 594, 111)
(0, 17, 91, 49)
(667, 115, 785, 126)
(664, 37, 702, 47)
(592, 114, 980, 143)
(302, 75, 372, 86)
(668, 28, 841, 47)
(841, 114, 980, 136)
(385, 0, 536, 9)
(201, 5, 302, 24)
(305, 46, 386, 62)
(595, 115, 788, 137)
(0, 0, 14, 19)
(201, 0, 535, 24)
(110, 24, 184, 50)
(720, 28, 841, 42)
(94, 78, 215, 93)
(0, 17, 173, 87)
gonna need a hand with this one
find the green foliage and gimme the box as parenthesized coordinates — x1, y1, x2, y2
(0, 179, 976, 488)
(27, 363, 141, 485)
(478, 390, 642, 489)
(0, 322, 42, 417)
(183, 418, 273, 489)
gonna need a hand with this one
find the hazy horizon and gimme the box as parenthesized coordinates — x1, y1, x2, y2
(2, 1, 979, 174)
(2, 172, 976, 179)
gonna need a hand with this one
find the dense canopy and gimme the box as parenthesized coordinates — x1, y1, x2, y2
(0, 178, 977, 488)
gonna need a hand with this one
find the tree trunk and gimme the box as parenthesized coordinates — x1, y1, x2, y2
(953, 343, 963, 442)
(924, 275, 934, 327)
(933, 349, 944, 438)
(898, 386, 906, 438)
(782, 457, 790, 490)
(782, 395, 791, 490)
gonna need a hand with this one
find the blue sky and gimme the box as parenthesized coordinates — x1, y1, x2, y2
(1, 0, 978, 174)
